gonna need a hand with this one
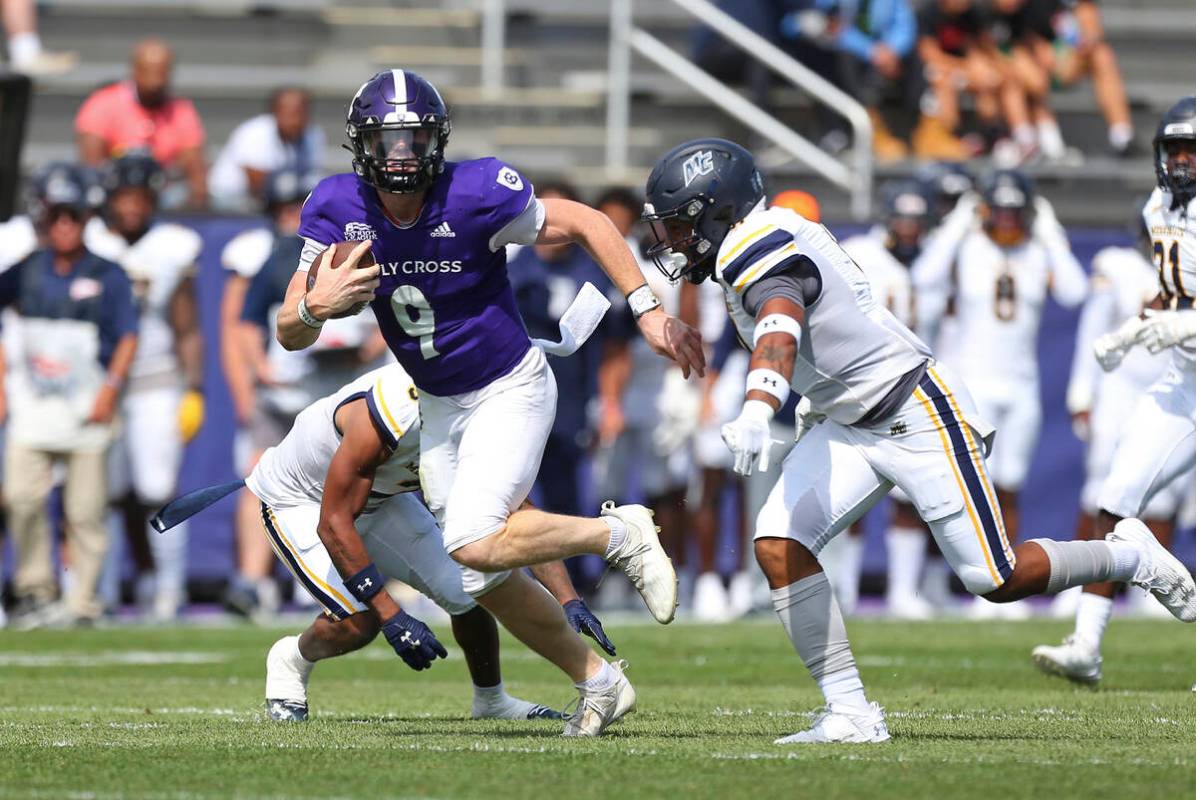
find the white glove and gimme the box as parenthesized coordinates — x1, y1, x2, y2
(721, 400, 779, 477)
(793, 395, 826, 443)
(1093, 314, 1146, 372)
(1032, 196, 1067, 244)
(1136, 309, 1196, 354)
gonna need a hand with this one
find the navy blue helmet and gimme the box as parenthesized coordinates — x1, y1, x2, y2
(1154, 95, 1196, 207)
(916, 161, 973, 224)
(881, 179, 931, 266)
(642, 138, 764, 284)
(102, 153, 166, 199)
(27, 162, 103, 221)
(979, 168, 1036, 248)
(346, 69, 451, 194)
(264, 167, 319, 209)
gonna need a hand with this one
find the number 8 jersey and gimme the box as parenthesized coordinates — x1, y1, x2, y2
(297, 158, 545, 395)
(1143, 187, 1196, 368)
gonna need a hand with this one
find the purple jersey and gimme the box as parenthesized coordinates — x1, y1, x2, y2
(299, 158, 536, 395)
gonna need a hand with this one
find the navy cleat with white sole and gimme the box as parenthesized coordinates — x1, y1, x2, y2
(266, 699, 309, 722)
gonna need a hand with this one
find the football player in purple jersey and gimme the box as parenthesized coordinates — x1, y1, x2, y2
(274, 70, 701, 733)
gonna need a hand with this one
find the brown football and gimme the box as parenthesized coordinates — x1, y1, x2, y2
(306, 240, 377, 319)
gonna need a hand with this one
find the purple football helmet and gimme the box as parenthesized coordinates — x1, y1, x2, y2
(345, 69, 451, 194)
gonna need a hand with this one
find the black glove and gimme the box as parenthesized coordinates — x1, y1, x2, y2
(381, 610, 448, 670)
(564, 599, 616, 656)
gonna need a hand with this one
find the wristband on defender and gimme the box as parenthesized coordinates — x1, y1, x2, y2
(346, 563, 385, 603)
(745, 368, 791, 405)
(753, 313, 802, 345)
(297, 295, 324, 330)
(627, 283, 662, 319)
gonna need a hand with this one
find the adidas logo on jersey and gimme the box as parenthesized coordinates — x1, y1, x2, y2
(430, 221, 456, 238)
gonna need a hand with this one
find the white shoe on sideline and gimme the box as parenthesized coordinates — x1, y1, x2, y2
(562, 660, 637, 737)
(774, 702, 890, 744)
(886, 593, 935, 620)
(1048, 586, 1082, 619)
(1031, 634, 1102, 685)
(693, 572, 730, 622)
(727, 571, 756, 618)
(601, 502, 678, 624)
(1110, 518, 1196, 622)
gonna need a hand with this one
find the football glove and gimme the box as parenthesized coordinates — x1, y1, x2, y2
(1136, 309, 1196, 354)
(722, 399, 780, 477)
(381, 610, 448, 671)
(1093, 314, 1146, 372)
(178, 389, 205, 443)
(793, 395, 826, 444)
(564, 599, 616, 656)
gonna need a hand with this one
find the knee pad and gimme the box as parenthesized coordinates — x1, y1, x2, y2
(462, 567, 512, 599)
(957, 564, 1002, 597)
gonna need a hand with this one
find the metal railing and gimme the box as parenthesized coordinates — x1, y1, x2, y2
(605, 0, 873, 219)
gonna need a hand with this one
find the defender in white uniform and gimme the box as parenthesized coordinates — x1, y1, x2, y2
(234, 363, 628, 732)
(643, 137, 1196, 744)
(839, 181, 938, 620)
(86, 155, 204, 620)
(1034, 97, 1196, 686)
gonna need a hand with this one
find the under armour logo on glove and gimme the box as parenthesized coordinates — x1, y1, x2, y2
(383, 611, 448, 671)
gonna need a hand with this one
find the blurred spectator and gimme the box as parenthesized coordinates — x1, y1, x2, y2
(2, 0, 75, 75)
(691, 0, 782, 109)
(226, 168, 386, 618)
(85, 154, 203, 621)
(75, 39, 207, 209)
(916, 0, 1003, 159)
(510, 181, 611, 519)
(779, 0, 925, 163)
(208, 87, 325, 211)
(0, 163, 138, 627)
(1023, 0, 1134, 156)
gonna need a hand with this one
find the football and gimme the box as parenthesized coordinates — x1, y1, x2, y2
(306, 240, 376, 318)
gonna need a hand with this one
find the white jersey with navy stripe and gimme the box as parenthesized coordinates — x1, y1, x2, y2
(1143, 187, 1196, 369)
(247, 364, 421, 512)
(715, 206, 928, 425)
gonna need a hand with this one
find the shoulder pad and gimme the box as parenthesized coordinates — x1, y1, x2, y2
(716, 217, 798, 293)
(365, 365, 420, 449)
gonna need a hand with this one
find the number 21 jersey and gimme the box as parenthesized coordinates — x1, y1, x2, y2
(1143, 187, 1196, 369)
(298, 158, 542, 396)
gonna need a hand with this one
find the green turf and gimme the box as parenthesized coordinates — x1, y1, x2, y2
(0, 616, 1193, 799)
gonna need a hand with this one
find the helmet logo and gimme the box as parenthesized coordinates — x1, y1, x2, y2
(682, 150, 714, 187)
(1165, 122, 1195, 137)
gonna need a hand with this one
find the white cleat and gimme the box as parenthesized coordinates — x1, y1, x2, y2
(886, 593, 935, 621)
(601, 502, 678, 624)
(1031, 635, 1102, 685)
(693, 572, 731, 623)
(1109, 518, 1196, 622)
(774, 702, 890, 745)
(562, 660, 637, 737)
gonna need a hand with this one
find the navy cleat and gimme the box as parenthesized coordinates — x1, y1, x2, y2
(266, 699, 309, 722)
(525, 704, 564, 721)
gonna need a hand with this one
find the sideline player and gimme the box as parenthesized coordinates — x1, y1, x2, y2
(85, 154, 203, 620)
(1033, 97, 1196, 685)
(275, 70, 704, 624)
(642, 137, 1196, 744)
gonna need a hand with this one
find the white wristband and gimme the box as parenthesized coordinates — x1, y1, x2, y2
(753, 313, 803, 345)
(297, 295, 324, 330)
(746, 368, 790, 405)
(627, 284, 662, 319)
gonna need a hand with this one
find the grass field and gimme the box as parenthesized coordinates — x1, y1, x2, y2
(1, 616, 1194, 799)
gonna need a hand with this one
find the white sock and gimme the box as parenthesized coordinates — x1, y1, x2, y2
(1037, 119, 1065, 158)
(603, 516, 627, 559)
(265, 635, 315, 701)
(1013, 123, 1037, 149)
(885, 527, 926, 603)
(472, 681, 507, 707)
(8, 33, 41, 66)
(575, 660, 617, 692)
(1073, 593, 1114, 652)
(1031, 538, 1140, 593)
(772, 573, 870, 712)
(1108, 122, 1134, 150)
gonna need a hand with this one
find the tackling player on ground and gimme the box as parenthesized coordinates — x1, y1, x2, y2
(275, 70, 703, 632)
(1033, 96, 1196, 688)
(642, 137, 1196, 744)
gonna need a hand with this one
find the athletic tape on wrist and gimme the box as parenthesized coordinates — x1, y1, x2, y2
(627, 283, 662, 319)
(746, 369, 790, 405)
(297, 296, 324, 329)
(753, 313, 803, 345)
(346, 563, 385, 603)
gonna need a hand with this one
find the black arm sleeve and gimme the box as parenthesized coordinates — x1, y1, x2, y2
(740, 254, 822, 317)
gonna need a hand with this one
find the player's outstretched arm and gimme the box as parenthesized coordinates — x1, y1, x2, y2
(529, 561, 617, 656)
(538, 198, 705, 377)
(722, 297, 804, 476)
(276, 242, 380, 351)
(320, 399, 447, 670)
